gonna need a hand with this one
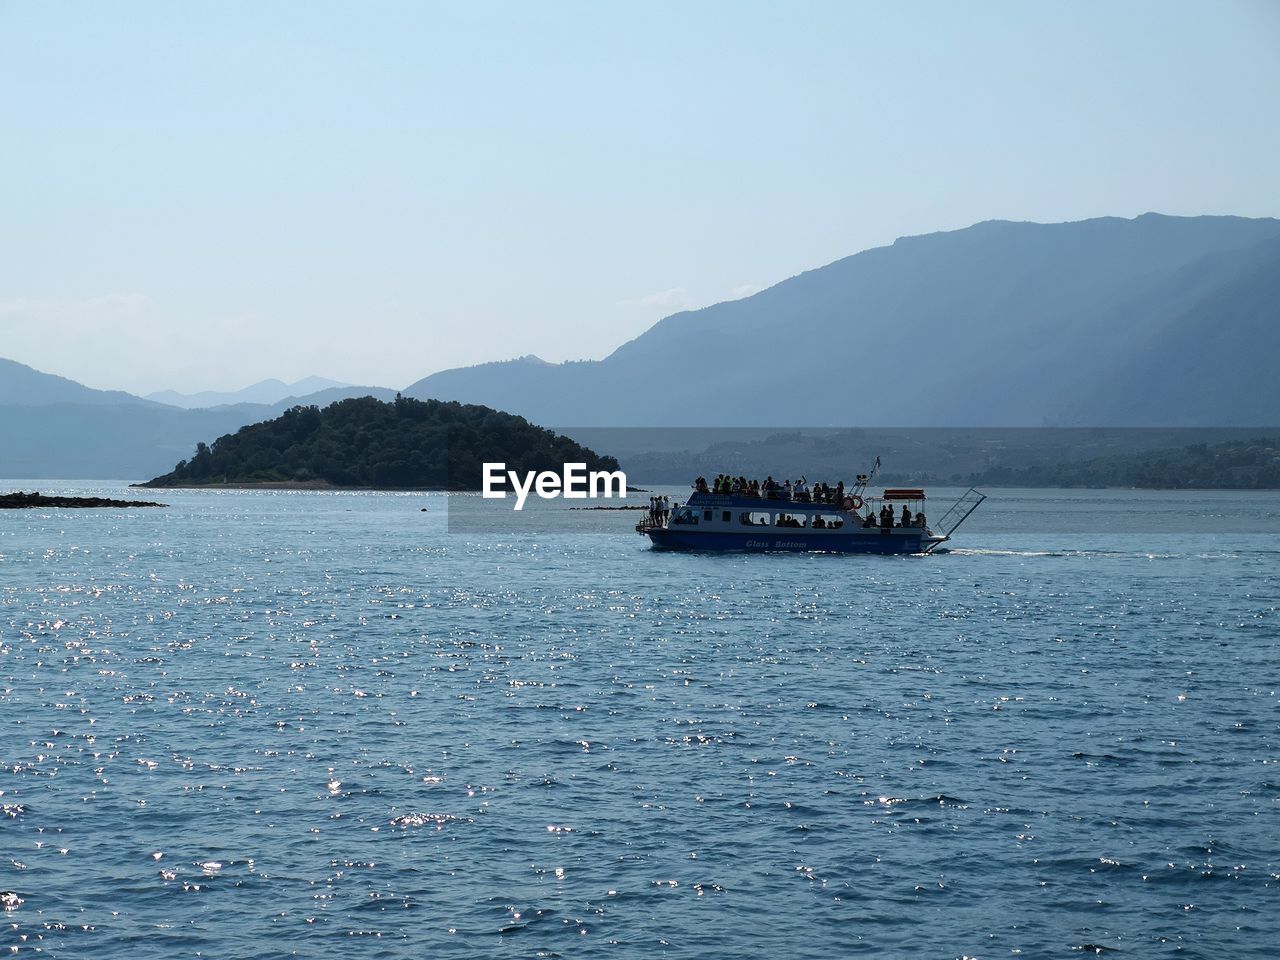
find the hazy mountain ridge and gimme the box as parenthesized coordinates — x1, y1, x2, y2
(5, 213, 1279, 479)
(0, 358, 163, 408)
(404, 214, 1280, 426)
(0, 363, 400, 479)
(145, 376, 352, 409)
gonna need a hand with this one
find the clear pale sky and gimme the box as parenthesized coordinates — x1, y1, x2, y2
(2, 1, 1278, 395)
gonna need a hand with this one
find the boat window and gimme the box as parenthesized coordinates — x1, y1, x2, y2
(811, 514, 844, 530)
(672, 507, 698, 525)
(721, 511, 731, 522)
(776, 513, 807, 528)
(703, 509, 713, 522)
(741, 512, 771, 525)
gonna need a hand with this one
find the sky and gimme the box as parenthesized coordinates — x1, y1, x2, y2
(2, 0, 1278, 395)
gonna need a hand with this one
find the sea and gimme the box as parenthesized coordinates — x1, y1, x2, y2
(2, 482, 1278, 959)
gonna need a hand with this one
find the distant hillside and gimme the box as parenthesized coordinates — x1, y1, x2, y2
(0, 358, 401, 479)
(261, 385, 400, 412)
(569, 426, 1280, 487)
(404, 213, 1280, 427)
(140, 395, 620, 489)
(970, 437, 1280, 489)
(146, 376, 353, 409)
(0, 358, 159, 407)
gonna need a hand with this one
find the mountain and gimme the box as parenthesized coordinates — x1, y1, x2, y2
(140, 395, 620, 489)
(0, 359, 400, 479)
(145, 376, 351, 409)
(0, 358, 160, 407)
(259, 385, 400, 411)
(404, 214, 1280, 426)
(1060, 234, 1280, 425)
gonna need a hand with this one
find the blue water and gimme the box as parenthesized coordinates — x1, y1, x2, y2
(2, 484, 1278, 958)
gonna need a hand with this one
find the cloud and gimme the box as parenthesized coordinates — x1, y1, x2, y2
(616, 287, 694, 310)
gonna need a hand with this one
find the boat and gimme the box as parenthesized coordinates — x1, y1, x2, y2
(636, 467, 985, 554)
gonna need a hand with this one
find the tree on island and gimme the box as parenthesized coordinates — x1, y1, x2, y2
(141, 395, 620, 489)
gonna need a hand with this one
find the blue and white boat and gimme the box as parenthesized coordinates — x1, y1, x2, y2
(637, 475, 984, 555)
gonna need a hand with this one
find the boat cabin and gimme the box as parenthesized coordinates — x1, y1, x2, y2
(668, 498, 851, 533)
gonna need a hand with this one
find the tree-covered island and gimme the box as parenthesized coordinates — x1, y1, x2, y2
(139, 395, 620, 490)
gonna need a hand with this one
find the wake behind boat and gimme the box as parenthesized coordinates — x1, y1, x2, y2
(636, 463, 984, 554)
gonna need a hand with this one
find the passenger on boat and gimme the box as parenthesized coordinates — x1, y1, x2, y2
(879, 504, 892, 527)
(862, 513, 875, 528)
(835, 481, 844, 505)
(662, 496, 670, 522)
(901, 505, 911, 527)
(694, 476, 708, 493)
(749, 479, 760, 497)
(914, 511, 926, 529)
(813, 516, 826, 529)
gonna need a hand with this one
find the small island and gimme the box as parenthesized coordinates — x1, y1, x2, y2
(1, 491, 167, 509)
(138, 394, 620, 490)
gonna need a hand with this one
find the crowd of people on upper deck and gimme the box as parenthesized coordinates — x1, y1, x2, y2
(693, 474, 852, 505)
(687, 473, 928, 530)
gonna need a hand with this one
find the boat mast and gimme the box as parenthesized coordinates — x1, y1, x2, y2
(852, 455, 880, 499)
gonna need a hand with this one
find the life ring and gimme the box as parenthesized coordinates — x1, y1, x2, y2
(843, 495, 863, 511)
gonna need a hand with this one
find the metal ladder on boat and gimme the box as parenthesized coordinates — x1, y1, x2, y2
(924, 487, 986, 553)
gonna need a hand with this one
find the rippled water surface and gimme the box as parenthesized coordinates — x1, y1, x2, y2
(2, 484, 1278, 958)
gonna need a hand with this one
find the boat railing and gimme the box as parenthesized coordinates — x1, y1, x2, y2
(635, 516, 666, 534)
(933, 488, 987, 537)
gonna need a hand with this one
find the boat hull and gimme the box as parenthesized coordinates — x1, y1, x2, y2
(644, 526, 942, 554)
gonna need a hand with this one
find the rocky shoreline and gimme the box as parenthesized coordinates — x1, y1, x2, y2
(1, 491, 167, 509)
